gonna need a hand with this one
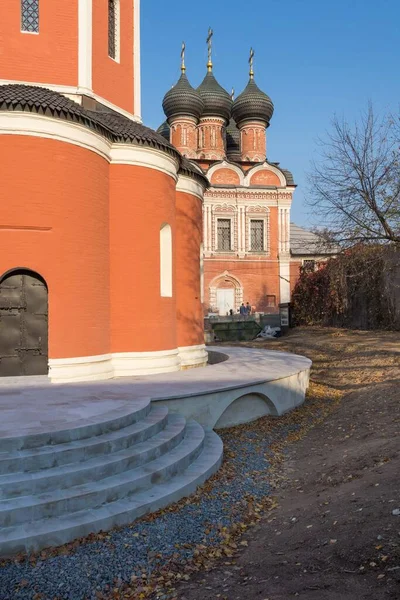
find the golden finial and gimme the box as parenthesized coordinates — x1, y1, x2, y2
(249, 47, 255, 79)
(206, 27, 213, 72)
(181, 41, 186, 73)
(231, 87, 235, 100)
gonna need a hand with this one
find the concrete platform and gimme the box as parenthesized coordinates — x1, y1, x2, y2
(0, 347, 311, 436)
(0, 347, 310, 556)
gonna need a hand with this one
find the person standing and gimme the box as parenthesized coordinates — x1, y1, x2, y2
(239, 303, 246, 316)
(246, 302, 251, 317)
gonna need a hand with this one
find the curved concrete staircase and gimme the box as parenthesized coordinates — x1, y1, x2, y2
(0, 399, 223, 556)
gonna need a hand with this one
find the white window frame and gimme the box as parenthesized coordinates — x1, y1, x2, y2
(247, 215, 268, 254)
(160, 223, 173, 297)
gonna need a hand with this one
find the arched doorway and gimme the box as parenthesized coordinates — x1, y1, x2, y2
(209, 271, 243, 315)
(0, 269, 48, 376)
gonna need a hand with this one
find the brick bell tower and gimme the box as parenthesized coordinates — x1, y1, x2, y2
(0, 0, 141, 120)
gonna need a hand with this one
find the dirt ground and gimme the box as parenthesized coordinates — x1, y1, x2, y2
(176, 327, 400, 600)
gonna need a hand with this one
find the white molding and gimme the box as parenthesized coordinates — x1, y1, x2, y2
(206, 161, 245, 186)
(0, 80, 141, 123)
(112, 348, 180, 377)
(48, 348, 187, 382)
(178, 344, 208, 368)
(176, 175, 205, 201)
(78, 0, 93, 91)
(111, 144, 178, 179)
(244, 163, 286, 187)
(0, 113, 111, 159)
(0, 113, 178, 178)
(133, 0, 141, 119)
(49, 354, 114, 383)
(204, 189, 293, 208)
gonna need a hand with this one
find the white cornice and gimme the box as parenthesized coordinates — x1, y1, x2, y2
(0, 112, 111, 159)
(111, 144, 178, 179)
(0, 80, 141, 123)
(176, 175, 204, 201)
(0, 113, 178, 179)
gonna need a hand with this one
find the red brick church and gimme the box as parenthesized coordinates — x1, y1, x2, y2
(159, 33, 297, 316)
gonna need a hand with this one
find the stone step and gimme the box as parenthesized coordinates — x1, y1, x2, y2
(0, 398, 151, 453)
(0, 420, 205, 528)
(0, 430, 223, 557)
(0, 405, 168, 475)
(0, 413, 186, 498)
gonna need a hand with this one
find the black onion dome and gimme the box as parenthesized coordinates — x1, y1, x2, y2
(226, 117, 241, 158)
(232, 78, 274, 127)
(196, 71, 232, 123)
(162, 73, 204, 122)
(156, 121, 170, 141)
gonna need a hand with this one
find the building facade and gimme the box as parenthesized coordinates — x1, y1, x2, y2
(0, 0, 208, 380)
(159, 38, 296, 315)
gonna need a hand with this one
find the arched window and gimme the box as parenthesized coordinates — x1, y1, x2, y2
(21, 0, 39, 33)
(108, 0, 120, 61)
(160, 224, 172, 297)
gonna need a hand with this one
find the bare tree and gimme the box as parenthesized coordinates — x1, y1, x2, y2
(308, 104, 400, 247)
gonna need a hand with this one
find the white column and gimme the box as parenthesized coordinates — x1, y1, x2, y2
(207, 206, 212, 252)
(78, 0, 93, 93)
(242, 207, 246, 253)
(279, 259, 291, 303)
(278, 206, 291, 302)
(133, 0, 142, 120)
(203, 205, 208, 254)
(237, 206, 242, 255)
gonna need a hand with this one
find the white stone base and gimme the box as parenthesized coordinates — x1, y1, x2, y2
(48, 345, 208, 383)
(112, 349, 181, 377)
(178, 344, 208, 368)
(48, 354, 114, 383)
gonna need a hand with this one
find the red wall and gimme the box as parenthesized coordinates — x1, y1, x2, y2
(92, 0, 135, 113)
(204, 259, 281, 313)
(175, 190, 204, 348)
(109, 165, 177, 352)
(0, 0, 78, 86)
(0, 136, 110, 359)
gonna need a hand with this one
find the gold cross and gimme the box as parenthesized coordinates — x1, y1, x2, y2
(207, 27, 213, 71)
(181, 41, 186, 72)
(249, 47, 255, 78)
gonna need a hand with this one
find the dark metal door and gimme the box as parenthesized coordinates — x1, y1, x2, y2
(0, 271, 48, 376)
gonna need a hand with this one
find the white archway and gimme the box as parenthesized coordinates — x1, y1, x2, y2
(207, 161, 245, 186)
(209, 271, 243, 314)
(244, 163, 286, 187)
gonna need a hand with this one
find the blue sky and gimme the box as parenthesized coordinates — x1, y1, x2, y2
(141, 0, 400, 227)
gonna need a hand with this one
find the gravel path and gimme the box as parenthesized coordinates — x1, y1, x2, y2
(0, 390, 333, 600)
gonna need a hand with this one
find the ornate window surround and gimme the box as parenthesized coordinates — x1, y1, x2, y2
(245, 207, 270, 255)
(212, 204, 236, 254)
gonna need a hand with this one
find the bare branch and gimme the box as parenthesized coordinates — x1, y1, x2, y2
(307, 104, 400, 247)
